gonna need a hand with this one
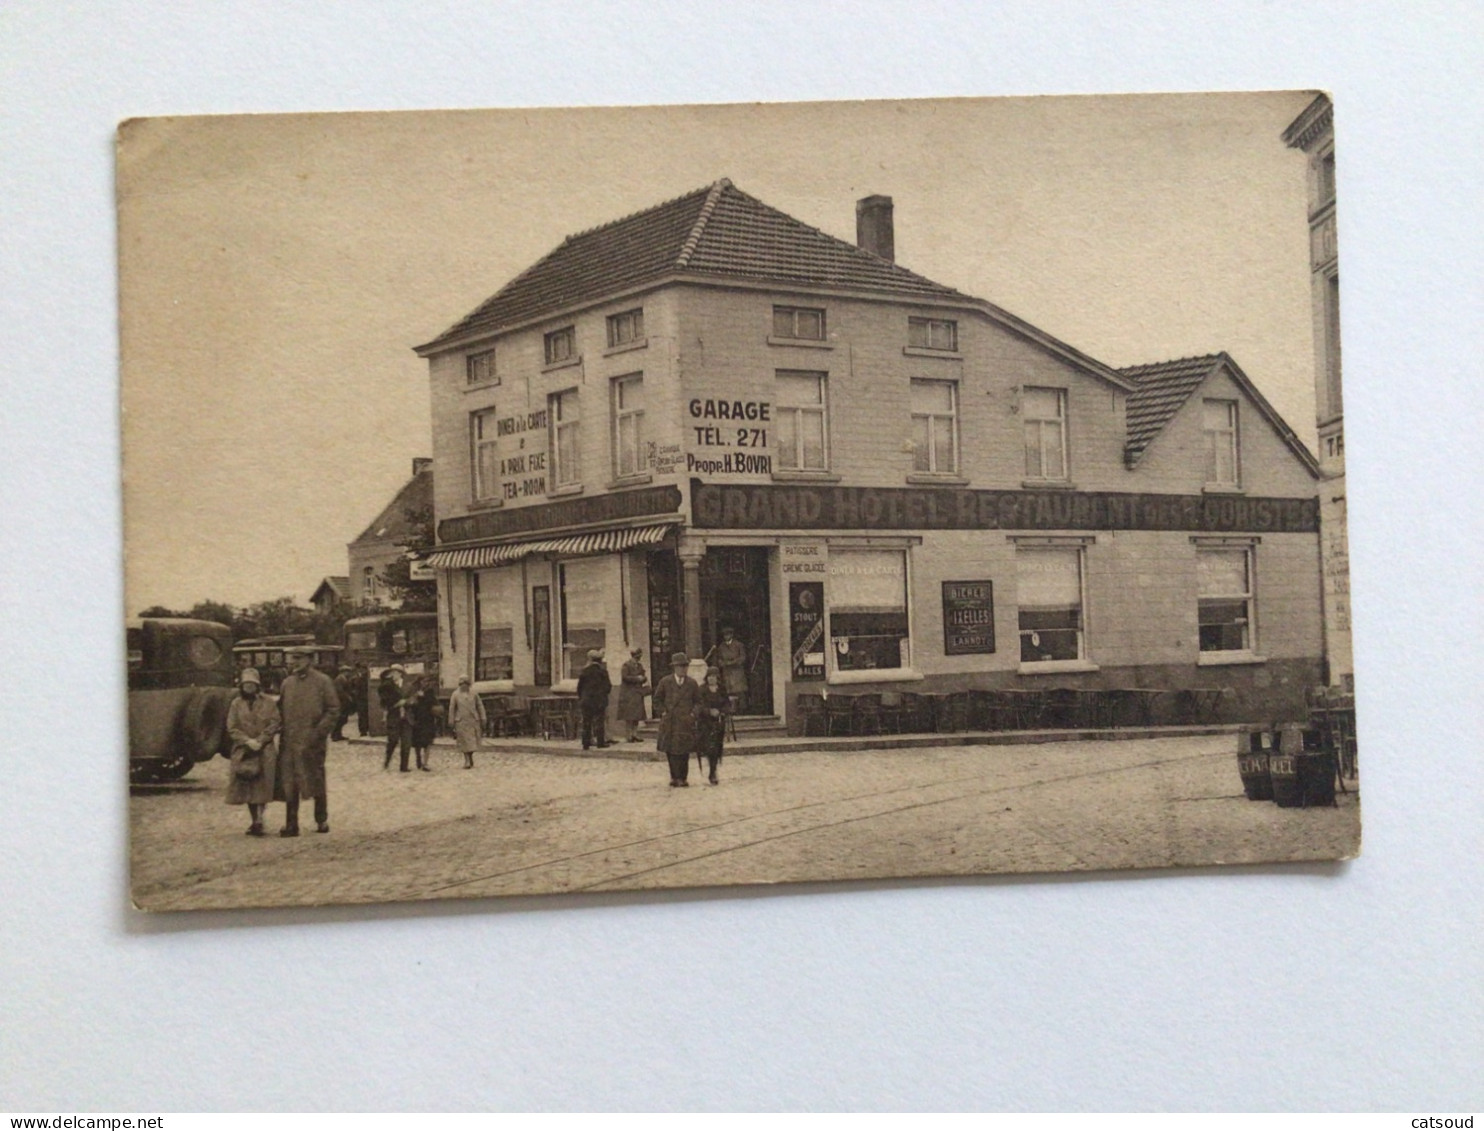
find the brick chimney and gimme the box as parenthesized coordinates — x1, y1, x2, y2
(856, 194, 895, 261)
(411, 457, 432, 477)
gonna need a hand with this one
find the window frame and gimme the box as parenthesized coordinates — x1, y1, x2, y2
(1022, 386, 1070, 482)
(1196, 543, 1259, 659)
(910, 377, 959, 475)
(466, 348, 497, 387)
(772, 305, 827, 342)
(1015, 542, 1092, 671)
(611, 373, 646, 481)
(775, 370, 830, 472)
(908, 317, 958, 352)
(470, 407, 502, 504)
(826, 546, 916, 683)
(548, 388, 582, 491)
(605, 308, 645, 349)
(472, 571, 516, 685)
(1202, 398, 1241, 488)
(543, 325, 577, 367)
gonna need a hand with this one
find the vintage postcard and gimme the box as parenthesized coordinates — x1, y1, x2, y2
(120, 93, 1358, 912)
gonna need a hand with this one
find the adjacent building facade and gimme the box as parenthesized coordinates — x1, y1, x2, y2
(416, 180, 1322, 730)
(1284, 93, 1351, 690)
(348, 457, 434, 607)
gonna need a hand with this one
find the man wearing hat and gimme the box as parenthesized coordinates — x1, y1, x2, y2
(378, 664, 412, 771)
(274, 646, 340, 836)
(576, 648, 614, 750)
(224, 667, 280, 836)
(616, 647, 649, 742)
(652, 652, 701, 786)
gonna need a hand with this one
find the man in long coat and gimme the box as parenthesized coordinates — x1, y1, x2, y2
(653, 651, 701, 787)
(274, 646, 340, 835)
(576, 648, 613, 750)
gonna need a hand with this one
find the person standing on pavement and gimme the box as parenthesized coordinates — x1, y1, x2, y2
(407, 674, 439, 771)
(653, 652, 700, 787)
(354, 663, 371, 737)
(273, 646, 340, 836)
(224, 667, 280, 836)
(448, 675, 486, 769)
(576, 649, 614, 750)
(707, 624, 748, 715)
(616, 647, 649, 742)
(695, 666, 730, 786)
(331, 665, 355, 742)
(379, 665, 411, 771)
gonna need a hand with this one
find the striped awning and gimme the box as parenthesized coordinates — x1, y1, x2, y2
(424, 523, 675, 570)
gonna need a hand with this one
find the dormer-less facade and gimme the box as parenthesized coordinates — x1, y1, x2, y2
(416, 180, 1322, 729)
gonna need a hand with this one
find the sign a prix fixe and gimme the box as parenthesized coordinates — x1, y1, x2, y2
(690, 480, 1319, 534)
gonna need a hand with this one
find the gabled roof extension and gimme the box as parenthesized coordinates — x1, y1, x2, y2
(311, 576, 350, 602)
(351, 465, 434, 547)
(1120, 352, 1319, 476)
(416, 179, 973, 355)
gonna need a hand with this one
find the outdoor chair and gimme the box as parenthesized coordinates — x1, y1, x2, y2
(825, 694, 856, 737)
(851, 693, 884, 736)
(795, 692, 827, 737)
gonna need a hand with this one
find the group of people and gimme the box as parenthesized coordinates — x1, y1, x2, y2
(224, 647, 340, 837)
(376, 664, 445, 772)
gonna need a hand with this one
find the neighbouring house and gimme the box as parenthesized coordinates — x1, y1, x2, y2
(309, 575, 350, 615)
(414, 179, 1322, 732)
(348, 457, 433, 608)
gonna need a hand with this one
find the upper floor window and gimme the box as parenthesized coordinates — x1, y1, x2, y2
(776, 370, 828, 471)
(1198, 546, 1255, 655)
(470, 408, 500, 502)
(1202, 399, 1240, 487)
(362, 565, 381, 605)
(1023, 387, 1068, 481)
(549, 389, 581, 489)
(908, 317, 957, 351)
(466, 348, 496, 386)
(773, 305, 826, 342)
(1318, 152, 1336, 205)
(544, 326, 576, 366)
(606, 309, 644, 348)
(910, 378, 958, 474)
(612, 374, 645, 479)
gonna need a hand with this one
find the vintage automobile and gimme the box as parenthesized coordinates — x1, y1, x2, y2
(127, 616, 236, 783)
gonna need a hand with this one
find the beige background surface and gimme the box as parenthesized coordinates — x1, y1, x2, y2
(119, 92, 1317, 611)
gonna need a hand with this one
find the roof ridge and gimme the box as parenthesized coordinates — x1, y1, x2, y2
(560, 181, 716, 245)
(675, 178, 730, 269)
(1120, 352, 1224, 375)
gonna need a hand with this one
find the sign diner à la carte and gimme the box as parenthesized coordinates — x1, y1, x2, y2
(690, 480, 1319, 534)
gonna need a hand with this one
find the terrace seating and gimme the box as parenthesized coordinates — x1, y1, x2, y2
(851, 693, 884, 736)
(824, 694, 856, 737)
(795, 692, 827, 737)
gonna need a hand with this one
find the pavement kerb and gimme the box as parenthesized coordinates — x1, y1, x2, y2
(343, 724, 1246, 760)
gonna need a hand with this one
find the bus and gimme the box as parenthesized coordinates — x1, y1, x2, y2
(127, 617, 235, 783)
(342, 612, 439, 735)
(232, 634, 343, 694)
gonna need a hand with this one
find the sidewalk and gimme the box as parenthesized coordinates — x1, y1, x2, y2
(344, 722, 1245, 760)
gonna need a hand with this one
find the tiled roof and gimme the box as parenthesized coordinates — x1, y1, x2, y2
(418, 179, 972, 352)
(351, 466, 434, 546)
(1120, 354, 1225, 467)
(310, 576, 351, 604)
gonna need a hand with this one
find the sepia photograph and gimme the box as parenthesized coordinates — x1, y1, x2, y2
(120, 92, 1359, 912)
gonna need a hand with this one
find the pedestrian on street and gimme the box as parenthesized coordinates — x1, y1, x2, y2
(354, 664, 371, 736)
(332, 665, 355, 741)
(696, 666, 730, 786)
(224, 667, 280, 836)
(379, 666, 411, 771)
(448, 675, 486, 769)
(273, 646, 340, 836)
(617, 647, 649, 742)
(408, 674, 439, 771)
(653, 651, 700, 787)
(706, 624, 748, 715)
(576, 649, 613, 750)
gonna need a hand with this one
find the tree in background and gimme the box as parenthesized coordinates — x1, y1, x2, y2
(137, 596, 382, 644)
(379, 499, 437, 612)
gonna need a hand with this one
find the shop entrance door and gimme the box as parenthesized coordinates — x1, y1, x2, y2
(699, 545, 773, 715)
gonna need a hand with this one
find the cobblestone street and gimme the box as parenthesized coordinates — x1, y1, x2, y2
(130, 734, 1360, 911)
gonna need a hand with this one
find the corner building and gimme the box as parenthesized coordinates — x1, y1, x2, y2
(416, 180, 1322, 731)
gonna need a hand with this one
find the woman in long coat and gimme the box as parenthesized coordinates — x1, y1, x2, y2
(407, 675, 439, 771)
(224, 667, 280, 836)
(616, 648, 649, 742)
(448, 676, 486, 769)
(652, 652, 700, 787)
(695, 667, 730, 786)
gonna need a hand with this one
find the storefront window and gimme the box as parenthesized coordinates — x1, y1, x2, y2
(558, 559, 607, 681)
(1198, 547, 1254, 653)
(1017, 546, 1084, 663)
(829, 549, 909, 672)
(474, 569, 517, 681)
